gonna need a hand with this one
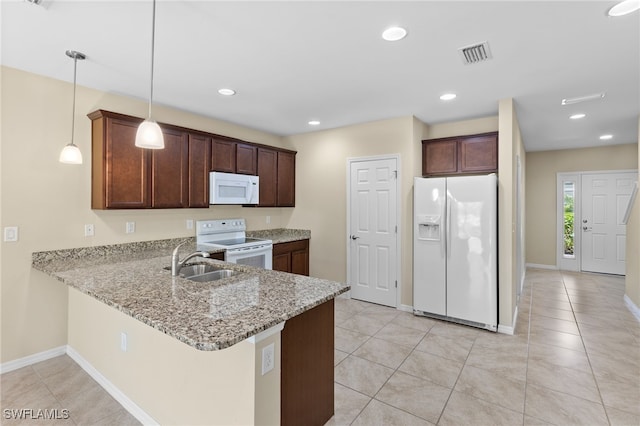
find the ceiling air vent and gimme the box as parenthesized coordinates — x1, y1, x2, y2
(458, 41, 492, 65)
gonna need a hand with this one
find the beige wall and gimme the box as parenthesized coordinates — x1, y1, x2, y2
(497, 99, 526, 328)
(0, 66, 290, 363)
(1, 64, 524, 365)
(285, 116, 417, 306)
(286, 115, 499, 310)
(68, 287, 280, 425)
(525, 143, 638, 267)
(626, 117, 640, 308)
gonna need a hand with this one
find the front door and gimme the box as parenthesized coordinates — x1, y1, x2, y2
(581, 172, 637, 275)
(347, 156, 398, 307)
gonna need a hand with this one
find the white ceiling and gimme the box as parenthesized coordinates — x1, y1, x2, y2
(2, 0, 639, 151)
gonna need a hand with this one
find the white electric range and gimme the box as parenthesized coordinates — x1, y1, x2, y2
(196, 219, 273, 270)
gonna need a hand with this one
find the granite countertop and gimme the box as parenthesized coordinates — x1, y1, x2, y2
(247, 228, 310, 244)
(32, 234, 348, 351)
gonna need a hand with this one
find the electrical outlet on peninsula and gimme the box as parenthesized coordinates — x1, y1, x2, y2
(262, 343, 274, 375)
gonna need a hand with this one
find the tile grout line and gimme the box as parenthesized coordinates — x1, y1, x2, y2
(31, 364, 80, 426)
(521, 279, 533, 426)
(562, 272, 613, 426)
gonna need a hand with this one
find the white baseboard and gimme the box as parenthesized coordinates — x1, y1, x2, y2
(0, 346, 66, 374)
(398, 304, 413, 313)
(66, 346, 158, 426)
(624, 295, 640, 322)
(497, 305, 517, 335)
(526, 263, 558, 270)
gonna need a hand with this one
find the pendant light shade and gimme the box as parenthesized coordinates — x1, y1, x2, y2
(135, 0, 164, 149)
(135, 120, 164, 149)
(59, 50, 85, 165)
(59, 144, 83, 164)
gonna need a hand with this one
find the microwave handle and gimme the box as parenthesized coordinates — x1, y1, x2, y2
(249, 179, 259, 203)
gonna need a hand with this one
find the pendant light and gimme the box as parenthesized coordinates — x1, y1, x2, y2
(59, 50, 86, 165)
(135, 0, 164, 149)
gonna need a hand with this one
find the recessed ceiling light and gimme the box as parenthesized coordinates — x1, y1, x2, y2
(569, 113, 586, 120)
(308, 120, 320, 126)
(218, 88, 236, 96)
(608, 0, 640, 17)
(382, 26, 407, 42)
(439, 93, 457, 101)
(599, 134, 613, 140)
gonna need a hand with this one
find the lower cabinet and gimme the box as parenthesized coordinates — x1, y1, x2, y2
(209, 251, 225, 261)
(281, 299, 334, 426)
(272, 240, 309, 276)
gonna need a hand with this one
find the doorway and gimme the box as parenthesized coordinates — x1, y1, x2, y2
(557, 170, 637, 274)
(346, 155, 400, 307)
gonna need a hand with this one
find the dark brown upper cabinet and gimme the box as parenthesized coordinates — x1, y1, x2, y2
(211, 138, 257, 175)
(187, 133, 212, 208)
(277, 151, 296, 207)
(211, 138, 236, 173)
(89, 109, 296, 209)
(256, 147, 296, 207)
(257, 148, 278, 207)
(90, 110, 150, 209)
(151, 128, 189, 208)
(422, 131, 498, 177)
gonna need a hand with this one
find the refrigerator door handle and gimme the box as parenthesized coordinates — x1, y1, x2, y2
(446, 193, 452, 259)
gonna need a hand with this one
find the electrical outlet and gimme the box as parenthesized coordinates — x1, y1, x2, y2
(186, 219, 194, 230)
(261, 343, 275, 375)
(84, 224, 94, 237)
(266, 216, 271, 224)
(120, 332, 128, 352)
(126, 222, 135, 234)
(3, 226, 18, 242)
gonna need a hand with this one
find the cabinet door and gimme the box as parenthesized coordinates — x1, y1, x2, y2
(273, 240, 309, 275)
(211, 138, 236, 173)
(459, 133, 498, 173)
(104, 117, 151, 209)
(277, 151, 296, 207)
(237, 143, 257, 175)
(273, 252, 292, 273)
(290, 240, 309, 276)
(152, 128, 189, 208)
(257, 148, 278, 207)
(188, 134, 211, 208)
(423, 139, 458, 176)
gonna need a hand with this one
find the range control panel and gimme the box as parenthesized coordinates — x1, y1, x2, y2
(196, 218, 246, 237)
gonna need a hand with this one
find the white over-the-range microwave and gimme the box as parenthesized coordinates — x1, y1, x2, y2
(209, 172, 259, 205)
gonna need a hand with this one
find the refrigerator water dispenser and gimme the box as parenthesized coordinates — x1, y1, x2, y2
(417, 215, 440, 240)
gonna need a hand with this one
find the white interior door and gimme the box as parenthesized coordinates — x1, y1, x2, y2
(581, 172, 637, 275)
(348, 157, 398, 307)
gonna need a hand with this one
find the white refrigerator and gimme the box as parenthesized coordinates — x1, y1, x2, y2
(413, 174, 497, 331)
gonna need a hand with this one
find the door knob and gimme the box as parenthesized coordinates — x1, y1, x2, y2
(350, 235, 359, 240)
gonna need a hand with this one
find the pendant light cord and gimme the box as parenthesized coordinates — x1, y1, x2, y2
(149, 0, 157, 120)
(70, 54, 78, 146)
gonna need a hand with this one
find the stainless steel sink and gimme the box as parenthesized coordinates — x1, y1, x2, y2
(179, 264, 221, 278)
(185, 269, 237, 282)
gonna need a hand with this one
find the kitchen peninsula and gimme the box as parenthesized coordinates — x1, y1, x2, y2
(32, 237, 348, 425)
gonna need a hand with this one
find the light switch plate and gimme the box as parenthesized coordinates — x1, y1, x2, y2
(3, 226, 18, 242)
(84, 224, 94, 237)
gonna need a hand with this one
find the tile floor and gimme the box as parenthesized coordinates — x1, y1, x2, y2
(331, 268, 640, 425)
(1, 268, 639, 425)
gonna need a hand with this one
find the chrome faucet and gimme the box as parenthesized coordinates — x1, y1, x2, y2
(171, 240, 211, 276)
